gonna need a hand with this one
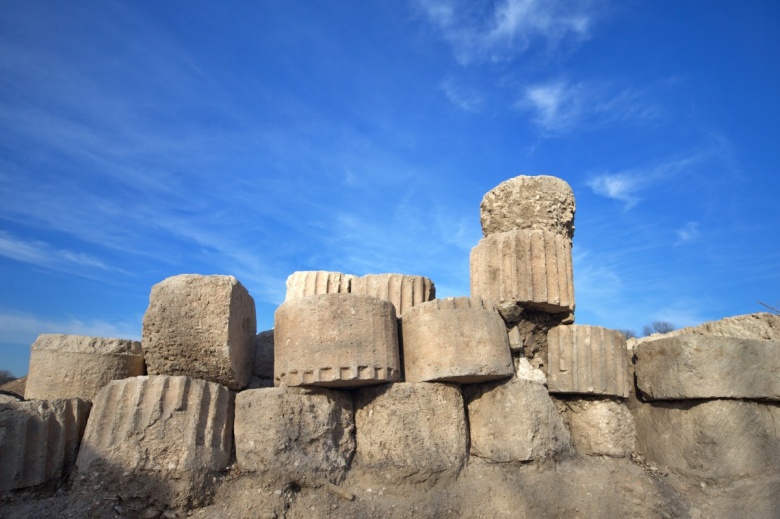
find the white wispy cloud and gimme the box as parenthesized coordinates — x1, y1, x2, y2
(517, 80, 661, 134)
(586, 154, 703, 208)
(675, 221, 700, 244)
(0, 231, 118, 274)
(440, 77, 485, 112)
(416, 0, 597, 65)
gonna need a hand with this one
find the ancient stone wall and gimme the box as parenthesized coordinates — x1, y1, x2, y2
(3, 175, 778, 518)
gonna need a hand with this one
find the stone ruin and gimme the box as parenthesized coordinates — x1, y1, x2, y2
(1, 174, 779, 518)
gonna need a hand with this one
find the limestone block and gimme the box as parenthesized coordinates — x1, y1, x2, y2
(646, 312, 780, 343)
(235, 387, 354, 484)
(254, 329, 274, 380)
(480, 175, 575, 239)
(635, 334, 780, 400)
(75, 376, 233, 507)
(285, 270, 355, 301)
(350, 273, 435, 316)
(354, 382, 467, 482)
(466, 377, 573, 462)
(561, 398, 635, 458)
(24, 334, 144, 401)
(547, 325, 630, 398)
(631, 399, 780, 481)
(142, 274, 256, 390)
(274, 294, 400, 387)
(470, 229, 574, 313)
(400, 297, 513, 383)
(0, 398, 91, 491)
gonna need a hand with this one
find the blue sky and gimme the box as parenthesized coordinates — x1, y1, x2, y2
(2, 1, 779, 377)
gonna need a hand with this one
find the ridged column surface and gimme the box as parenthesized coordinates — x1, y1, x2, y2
(351, 273, 435, 316)
(285, 271, 355, 301)
(470, 229, 574, 313)
(0, 398, 91, 491)
(547, 325, 629, 397)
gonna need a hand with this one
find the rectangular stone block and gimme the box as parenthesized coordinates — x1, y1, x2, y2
(0, 398, 91, 491)
(547, 325, 630, 398)
(75, 375, 233, 509)
(635, 334, 780, 400)
(354, 382, 467, 483)
(285, 270, 355, 301)
(559, 398, 635, 458)
(631, 399, 780, 481)
(142, 274, 256, 390)
(25, 334, 144, 401)
(235, 387, 354, 485)
(465, 377, 573, 463)
(470, 229, 574, 313)
(351, 273, 435, 316)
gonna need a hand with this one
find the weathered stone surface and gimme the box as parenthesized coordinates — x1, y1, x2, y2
(235, 387, 354, 484)
(0, 375, 25, 399)
(635, 334, 780, 400)
(274, 294, 400, 387)
(254, 329, 274, 380)
(0, 392, 22, 403)
(560, 398, 635, 458)
(142, 274, 256, 390)
(470, 229, 574, 313)
(547, 325, 630, 398)
(351, 273, 435, 316)
(354, 383, 467, 482)
(285, 270, 355, 301)
(24, 334, 144, 401)
(654, 312, 780, 342)
(400, 297, 513, 383)
(480, 175, 575, 240)
(631, 399, 780, 481)
(0, 398, 90, 491)
(466, 377, 573, 462)
(75, 375, 233, 508)
(513, 356, 547, 384)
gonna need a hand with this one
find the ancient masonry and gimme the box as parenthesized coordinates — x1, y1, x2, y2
(2, 174, 779, 516)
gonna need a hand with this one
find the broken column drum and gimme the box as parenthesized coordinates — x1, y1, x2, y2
(400, 297, 513, 383)
(284, 270, 355, 301)
(274, 293, 401, 387)
(350, 273, 436, 316)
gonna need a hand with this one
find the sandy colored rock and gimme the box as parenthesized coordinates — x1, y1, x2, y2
(0, 375, 26, 399)
(142, 274, 256, 390)
(354, 382, 467, 482)
(0, 398, 90, 491)
(75, 375, 233, 509)
(466, 377, 573, 462)
(274, 294, 400, 387)
(254, 329, 274, 380)
(631, 398, 780, 481)
(350, 273, 435, 316)
(285, 270, 355, 301)
(400, 297, 512, 383)
(235, 387, 354, 485)
(547, 325, 630, 397)
(560, 398, 635, 457)
(24, 334, 144, 401)
(635, 334, 780, 400)
(470, 229, 574, 313)
(480, 175, 575, 240)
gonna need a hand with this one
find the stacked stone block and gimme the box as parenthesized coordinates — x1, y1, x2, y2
(75, 375, 233, 508)
(25, 334, 144, 401)
(274, 293, 401, 387)
(142, 274, 257, 391)
(400, 297, 512, 383)
(0, 398, 91, 491)
(632, 332, 780, 480)
(234, 387, 354, 485)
